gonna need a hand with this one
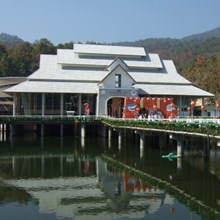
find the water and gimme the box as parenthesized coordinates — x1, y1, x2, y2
(0, 134, 219, 220)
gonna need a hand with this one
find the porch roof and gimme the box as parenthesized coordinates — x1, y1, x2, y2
(134, 84, 214, 97)
(5, 80, 98, 94)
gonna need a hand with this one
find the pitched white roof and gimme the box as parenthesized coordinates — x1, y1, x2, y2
(5, 43, 214, 98)
(5, 80, 98, 94)
(135, 84, 214, 97)
(73, 43, 146, 57)
(57, 50, 162, 69)
(129, 60, 191, 84)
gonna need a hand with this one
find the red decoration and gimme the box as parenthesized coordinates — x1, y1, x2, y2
(170, 102, 175, 107)
(153, 105, 157, 110)
(190, 100, 196, 107)
(177, 108, 180, 112)
(216, 103, 220, 108)
(201, 105, 205, 111)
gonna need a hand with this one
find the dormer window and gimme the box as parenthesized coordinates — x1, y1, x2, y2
(115, 74, 121, 88)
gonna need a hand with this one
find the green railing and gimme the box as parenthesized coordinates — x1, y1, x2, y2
(101, 117, 220, 137)
(0, 115, 219, 137)
(0, 115, 102, 123)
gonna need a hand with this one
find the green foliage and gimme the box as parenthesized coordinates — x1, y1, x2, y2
(0, 32, 220, 100)
(101, 118, 220, 137)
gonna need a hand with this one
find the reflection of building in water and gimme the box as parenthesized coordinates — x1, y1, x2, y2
(2, 154, 174, 219)
(97, 158, 168, 216)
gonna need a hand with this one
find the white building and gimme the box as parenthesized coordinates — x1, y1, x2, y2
(5, 43, 214, 117)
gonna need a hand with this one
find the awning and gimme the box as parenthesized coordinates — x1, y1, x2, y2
(134, 84, 214, 97)
(4, 80, 98, 94)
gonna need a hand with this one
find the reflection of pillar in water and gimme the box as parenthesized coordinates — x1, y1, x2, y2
(41, 124, 44, 137)
(81, 123, 86, 137)
(40, 137, 44, 148)
(177, 139, 183, 157)
(140, 145, 144, 158)
(81, 136, 85, 149)
(108, 127, 112, 149)
(60, 124, 63, 137)
(60, 155, 63, 176)
(10, 136, 14, 148)
(159, 134, 166, 149)
(41, 155, 45, 177)
(177, 158, 182, 171)
(118, 130, 122, 150)
(60, 136, 63, 148)
(12, 156, 15, 177)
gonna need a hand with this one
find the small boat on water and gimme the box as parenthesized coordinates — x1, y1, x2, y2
(162, 152, 180, 159)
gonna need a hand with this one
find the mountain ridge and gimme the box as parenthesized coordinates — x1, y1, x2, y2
(0, 33, 23, 47)
(182, 26, 220, 40)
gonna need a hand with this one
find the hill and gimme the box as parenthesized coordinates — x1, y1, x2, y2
(0, 28, 220, 101)
(0, 33, 23, 47)
(183, 26, 220, 40)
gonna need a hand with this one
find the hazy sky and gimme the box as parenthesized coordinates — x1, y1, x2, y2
(1, 0, 220, 45)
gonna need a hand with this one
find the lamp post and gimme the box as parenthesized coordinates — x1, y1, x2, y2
(190, 100, 196, 118)
(187, 106, 191, 118)
(170, 102, 175, 118)
(201, 105, 205, 116)
(216, 103, 220, 117)
(177, 107, 180, 117)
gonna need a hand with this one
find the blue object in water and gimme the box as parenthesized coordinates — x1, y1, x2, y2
(162, 152, 179, 159)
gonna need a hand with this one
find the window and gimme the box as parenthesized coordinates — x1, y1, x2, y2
(115, 74, 121, 88)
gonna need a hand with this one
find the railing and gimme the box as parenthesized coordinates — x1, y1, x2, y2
(0, 115, 219, 137)
(0, 115, 102, 123)
(101, 116, 220, 137)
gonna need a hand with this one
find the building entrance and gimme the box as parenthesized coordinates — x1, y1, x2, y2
(107, 97, 124, 118)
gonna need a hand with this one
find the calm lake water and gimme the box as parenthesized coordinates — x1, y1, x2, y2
(0, 133, 220, 220)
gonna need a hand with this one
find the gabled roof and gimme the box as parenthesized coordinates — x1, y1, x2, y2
(99, 63, 135, 85)
(105, 57, 129, 71)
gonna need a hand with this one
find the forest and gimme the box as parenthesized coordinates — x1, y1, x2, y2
(0, 32, 220, 101)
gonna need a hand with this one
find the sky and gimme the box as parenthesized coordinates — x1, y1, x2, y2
(0, 0, 220, 45)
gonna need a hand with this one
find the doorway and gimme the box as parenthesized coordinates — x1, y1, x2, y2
(107, 97, 124, 118)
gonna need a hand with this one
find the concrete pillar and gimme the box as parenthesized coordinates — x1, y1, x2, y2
(60, 93, 64, 117)
(81, 123, 86, 137)
(203, 138, 210, 161)
(13, 94, 16, 116)
(140, 133, 145, 149)
(78, 94, 82, 115)
(170, 134, 183, 157)
(177, 139, 183, 157)
(42, 93, 45, 116)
